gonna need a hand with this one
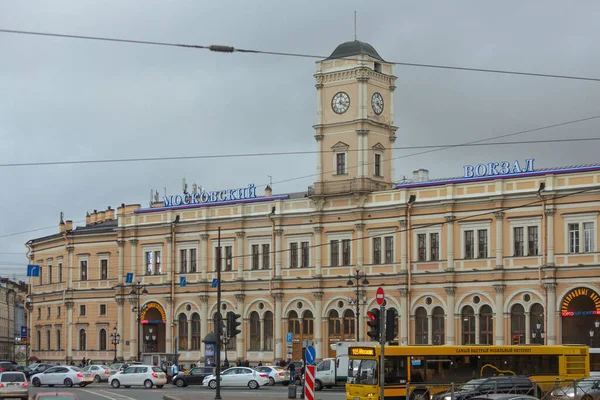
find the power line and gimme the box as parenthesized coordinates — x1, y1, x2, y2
(1, 136, 599, 168)
(2, 28, 600, 83)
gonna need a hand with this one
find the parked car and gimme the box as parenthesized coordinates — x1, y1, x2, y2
(255, 366, 289, 386)
(202, 367, 270, 389)
(108, 365, 166, 389)
(82, 365, 112, 383)
(172, 366, 215, 387)
(431, 376, 536, 400)
(550, 377, 600, 400)
(31, 366, 94, 388)
(0, 362, 17, 373)
(25, 363, 53, 379)
(30, 392, 78, 400)
(0, 371, 29, 400)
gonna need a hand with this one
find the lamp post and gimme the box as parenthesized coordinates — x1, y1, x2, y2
(129, 281, 148, 362)
(589, 320, 600, 347)
(346, 269, 369, 341)
(222, 334, 230, 368)
(145, 327, 157, 352)
(110, 327, 120, 363)
(531, 320, 545, 344)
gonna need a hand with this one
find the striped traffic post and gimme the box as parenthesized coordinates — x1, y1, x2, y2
(304, 365, 315, 400)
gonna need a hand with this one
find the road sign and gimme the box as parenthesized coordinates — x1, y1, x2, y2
(305, 345, 316, 365)
(20, 326, 27, 338)
(180, 276, 187, 287)
(376, 287, 385, 306)
(304, 365, 315, 400)
(125, 273, 134, 284)
(26, 265, 40, 277)
(211, 278, 219, 288)
(286, 332, 293, 343)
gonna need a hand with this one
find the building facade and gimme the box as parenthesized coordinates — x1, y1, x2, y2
(0, 279, 27, 361)
(26, 41, 600, 365)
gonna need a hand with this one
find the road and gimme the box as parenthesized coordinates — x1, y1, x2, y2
(28, 383, 347, 400)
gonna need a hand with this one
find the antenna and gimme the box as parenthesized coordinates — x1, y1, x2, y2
(268, 175, 273, 187)
(354, 11, 357, 40)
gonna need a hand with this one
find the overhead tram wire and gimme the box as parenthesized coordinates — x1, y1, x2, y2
(2, 28, 600, 83)
(0, 136, 599, 168)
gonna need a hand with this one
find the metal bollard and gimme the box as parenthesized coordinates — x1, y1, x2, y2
(451, 382, 455, 400)
(288, 384, 297, 399)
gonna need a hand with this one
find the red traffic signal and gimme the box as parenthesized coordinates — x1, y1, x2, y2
(366, 308, 381, 341)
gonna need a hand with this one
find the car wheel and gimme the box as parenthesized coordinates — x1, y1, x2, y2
(175, 379, 185, 387)
(111, 379, 120, 388)
(315, 380, 323, 391)
(94, 375, 101, 383)
(410, 389, 430, 400)
(582, 395, 593, 400)
(79, 382, 88, 387)
(156, 385, 164, 388)
(32, 377, 41, 387)
(208, 379, 217, 389)
(144, 379, 153, 389)
(64, 378, 73, 388)
(269, 377, 275, 386)
(248, 380, 259, 389)
(282, 381, 289, 387)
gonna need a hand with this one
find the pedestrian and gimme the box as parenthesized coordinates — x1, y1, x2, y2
(287, 361, 296, 384)
(171, 363, 179, 377)
(81, 357, 86, 367)
(236, 359, 241, 366)
(258, 361, 262, 366)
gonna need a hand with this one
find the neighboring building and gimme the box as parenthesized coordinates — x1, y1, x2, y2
(26, 40, 600, 365)
(0, 279, 27, 361)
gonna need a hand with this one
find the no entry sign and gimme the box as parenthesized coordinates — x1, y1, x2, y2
(376, 287, 385, 306)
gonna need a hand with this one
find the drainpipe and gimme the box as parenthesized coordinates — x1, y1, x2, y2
(267, 207, 276, 295)
(406, 195, 416, 294)
(171, 216, 179, 353)
(537, 183, 546, 286)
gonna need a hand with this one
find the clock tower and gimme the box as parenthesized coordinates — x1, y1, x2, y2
(312, 40, 398, 196)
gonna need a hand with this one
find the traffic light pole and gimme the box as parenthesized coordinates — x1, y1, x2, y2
(215, 227, 222, 400)
(379, 304, 385, 400)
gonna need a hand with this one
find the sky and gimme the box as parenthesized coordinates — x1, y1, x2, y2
(2, 0, 600, 280)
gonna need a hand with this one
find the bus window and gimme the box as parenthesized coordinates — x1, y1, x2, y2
(452, 356, 478, 382)
(348, 359, 378, 385)
(425, 358, 453, 382)
(384, 356, 407, 385)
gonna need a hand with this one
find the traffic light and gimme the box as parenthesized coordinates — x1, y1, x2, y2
(366, 308, 381, 341)
(513, 334, 520, 345)
(213, 312, 223, 335)
(227, 311, 242, 338)
(385, 308, 398, 342)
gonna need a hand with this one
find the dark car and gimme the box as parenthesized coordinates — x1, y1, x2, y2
(172, 366, 215, 387)
(431, 376, 536, 400)
(24, 363, 53, 379)
(0, 362, 17, 372)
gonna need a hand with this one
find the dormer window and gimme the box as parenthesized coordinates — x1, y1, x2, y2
(374, 62, 382, 73)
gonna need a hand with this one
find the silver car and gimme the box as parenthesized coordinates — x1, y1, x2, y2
(550, 378, 600, 400)
(0, 371, 29, 400)
(83, 365, 112, 383)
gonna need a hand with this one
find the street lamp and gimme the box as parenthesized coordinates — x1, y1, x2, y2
(531, 320, 545, 344)
(347, 269, 369, 341)
(145, 327, 157, 352)
(129, 281, 148, 362)
(110, 327, 120, 363)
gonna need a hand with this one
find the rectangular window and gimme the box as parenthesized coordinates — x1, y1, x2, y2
(385, 236, 394, 264)
(290, 243, 298, 268)
(262, 244, 270, 269)
(464, 230, 474, 259)
(57, 306, 61, 318)
(100, 259, 108, 280)
(252, 245, 260, 270)
(79, 305, 86, 316)
(47, 307, 51, 318)
(417, 234, 426, 262)
(58, 263, 62, 282)
(57, 330, 61, 350)
(430, 233, 439, 261)
(154, 251, 162, 274)
(99, 304, 106, 316)
(373, 237, 381, 265)
(514, 227, 525, 256)
(477, 229, 487, 258)
(37, 308, 41, 319)
(225, 246, 233, 271)
(528, 226, 539, 256)
(342, 239, 351, 266)
(48, 265, 52, 284)
(330, 240, 339, 267)
(190, 249, 197, 273)
(569, 223, 579, 253)
(146, 251, 153, 275)
(374, 154, 381, 176)
(584, 222, 595, 253)
(180, 249, 187, 273)
(301, 242, 309, 268)
(80, 260, 88, 281)
(336, 153, 346, 175)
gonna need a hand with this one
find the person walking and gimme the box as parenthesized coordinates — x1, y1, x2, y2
(287, 361, 296, 384)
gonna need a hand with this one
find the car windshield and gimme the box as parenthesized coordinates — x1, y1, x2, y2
(460, 379, 487, 391)
(152, 367, 163, 373)
(70, 367, 82, 372)
(0, 373, 25, 382)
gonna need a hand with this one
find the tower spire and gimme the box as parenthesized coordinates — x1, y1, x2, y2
(354, 11, 357, 40)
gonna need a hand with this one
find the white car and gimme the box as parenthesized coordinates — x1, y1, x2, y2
(203, 367, 270, 389)
(255, 366, 289, 386)
(82, 365, 112, 383)
(31, 366, 94, 388)
(109, 365, 166, 389)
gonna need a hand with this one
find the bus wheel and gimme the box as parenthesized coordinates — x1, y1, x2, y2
(410, 390, 430, 400)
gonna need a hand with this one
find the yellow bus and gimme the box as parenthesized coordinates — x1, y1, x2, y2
(346, 345, 589, 400)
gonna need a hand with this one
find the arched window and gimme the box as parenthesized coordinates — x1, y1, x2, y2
(479, 305, 493, 345)
(79, 329, 86, 351)
(178, 313, 188, 350)
(264, 311, 273, 351)
(510, 304, 526, 344)
(415, 307, 428, 344)
(99, 329, 107, 351)
(46, 330, 51, 350)
(249, 312, 260, 351)
(328, 310, 341, 336)
(302, 311, 314, 335)
(343, 309, 355, 337)
(530, 303, 545, 344)
(36, 330, 41, 351)
(56, 329, 61, 350)
(191, 313, 201, 350)
(288, 311, 300, 335)
(461, 306, 475, 344)
(432, 307, 445, 345)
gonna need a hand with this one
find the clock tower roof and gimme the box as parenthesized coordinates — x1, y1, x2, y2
(326, 40, 384, 62)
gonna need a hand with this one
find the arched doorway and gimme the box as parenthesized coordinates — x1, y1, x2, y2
(141, 302, 166, 353)
(561, 287, 600, 345)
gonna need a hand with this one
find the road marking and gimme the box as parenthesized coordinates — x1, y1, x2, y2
(80, 388, 138, 400)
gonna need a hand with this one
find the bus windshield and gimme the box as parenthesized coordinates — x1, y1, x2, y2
(348, 359, 377, 385)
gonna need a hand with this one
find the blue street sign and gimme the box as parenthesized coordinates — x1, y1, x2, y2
(20, 326, 27, 338)
(211, 278, 218, 288)
(286, 332, 293, 343)
(125, 273, 134, 284)
(26, 265, 40, 277)
(180, 276, 187, 287)
(305, 345, 316, 365)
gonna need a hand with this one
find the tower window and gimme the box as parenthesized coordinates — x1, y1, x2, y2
(374, 154, 382, 176)
(336, 153, 346, 175)
(374, 62, 382, 73)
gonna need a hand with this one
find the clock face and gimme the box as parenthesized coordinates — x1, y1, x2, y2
(332, 92, 350, 114)
(371, 92, 384, 115)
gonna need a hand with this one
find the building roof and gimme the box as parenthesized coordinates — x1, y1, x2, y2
(326, 40, 384, 62)
(29, 219, 118, 244)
